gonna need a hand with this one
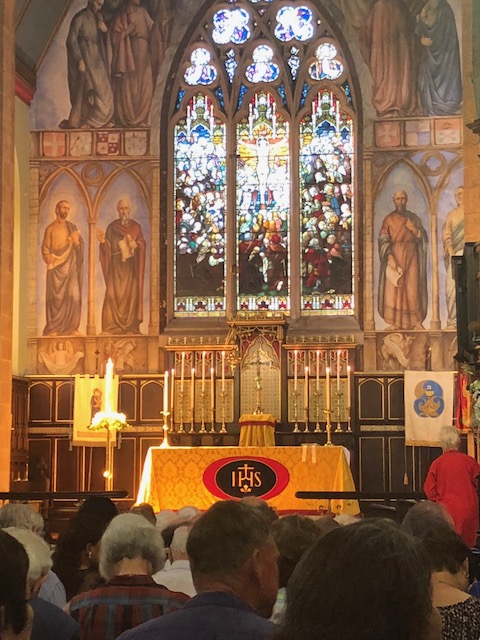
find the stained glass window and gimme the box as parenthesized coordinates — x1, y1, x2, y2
(174, 94, 227, 316)
(300, 89, 353, 313)
(171, 0, 355, 319)
(237, 92, 290, 311)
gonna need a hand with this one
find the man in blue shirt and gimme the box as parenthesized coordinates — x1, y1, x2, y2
(117, 500, 279, 640)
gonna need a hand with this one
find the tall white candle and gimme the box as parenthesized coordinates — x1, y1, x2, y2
(191, 368, 195, 412)
(104, 358, 114, 412)
(221, 351, 225, 392)
(304, 366, 309, 409)
(326, 367, 331, 414)
(180, 352, 185, 393)
(170, 368, 175, 410)
(294, 350, 298, 392)
(202, 352, 206, 392)
(163, 370, 169, 413)
(316, 350, 320, 393)
(347, 365, 351, 407)
(337, 350, 341, 392)
(210, 367, 215, 410)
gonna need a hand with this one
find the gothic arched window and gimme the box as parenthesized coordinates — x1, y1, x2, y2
(171, 0, 355, 318)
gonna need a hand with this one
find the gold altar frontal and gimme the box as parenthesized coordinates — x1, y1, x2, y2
(137, 445, 359, 514)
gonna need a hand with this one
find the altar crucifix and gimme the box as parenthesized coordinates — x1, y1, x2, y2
(245, 347, 272, 414)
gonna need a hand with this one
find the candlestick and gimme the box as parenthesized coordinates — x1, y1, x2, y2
(104, 358, 114, 412)
(294, 350, 298, 392)
(336, 350, 341, 393)
(201, 352, 206, 392)
(316, 350, 320, 391)
(210, 367, 215, 410)
(325, 367, 331, 414)
(347, 365, 351, 407)
(304, 366, 309, 409)
(221, 351, 225, 392)
(163, 370, 169, 414)
(180, 352, 185, 393)
(190, 368, 195, 433)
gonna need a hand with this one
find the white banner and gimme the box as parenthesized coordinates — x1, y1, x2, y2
(73, 374, 119, 446)
(404, 371, 455, 446)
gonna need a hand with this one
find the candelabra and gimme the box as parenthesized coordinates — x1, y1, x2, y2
(177, 388, 185, 433)
(159, 410, 170, 448)
(292, 388, 300, 433)
(324, 408, 333, 446)
(334, 389, 343, 432)
(219, 389, 227, 433)
(199, 389, 207, 433)
(346, 407, 352, 433)
(314, 388, 322, 432)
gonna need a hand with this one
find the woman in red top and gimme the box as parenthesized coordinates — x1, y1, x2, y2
(424, 426, 480, 547)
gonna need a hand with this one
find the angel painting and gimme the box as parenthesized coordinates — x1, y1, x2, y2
(38, 340, 84, 374)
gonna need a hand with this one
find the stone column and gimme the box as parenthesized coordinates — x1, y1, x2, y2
(0, 0, 16, 490)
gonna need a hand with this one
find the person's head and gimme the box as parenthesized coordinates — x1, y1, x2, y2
(77, 496, 118, 523)
(393, 190, 408, 212)
(91, 388, 103, 408)
(55, 200, 70, 220)
(279, 518, 436, 640)
(438, 425, 460, 452)
(0, 503, 44, 536)
(187, 500, 279, 618)
(270, 515, 320, 588)
(99, 513, 166, 580)
(176, 505, 201, 521)
(4, 527, 52, 596)
(402, 501, 455, 537)
(117, 199, 131, 225)
(417, 526, 470, 587)
(0, 530, 29, 635)
(454, 186, 464, 206)
(170, 525, 190, 562)
(240, 496, 279, 525)
(89, 0, 104, 12)
(129, 503, 157, 527)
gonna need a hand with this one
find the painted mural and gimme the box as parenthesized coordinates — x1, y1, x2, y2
(30, 0, 464, 375)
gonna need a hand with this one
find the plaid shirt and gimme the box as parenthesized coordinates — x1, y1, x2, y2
(68, 574, 190, 640)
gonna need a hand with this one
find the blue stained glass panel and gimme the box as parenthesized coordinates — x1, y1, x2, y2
(274, 6, 314, 42)
(174, 94, 227, 317)
(225, 49, 238, 82)
(236, 92, 290, 312)
(212, 8, 251, 44)
(184, 48, 218, 86)
(237, 84, 248, 109)
(299, 90, 354, 315)
(176, 89, 186, 111)
(309, 43, 343, 81)
(245, 45, 280, 83)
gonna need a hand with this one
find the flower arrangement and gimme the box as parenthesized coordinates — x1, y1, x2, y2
(88, 411, 130, 432)
(469, 379, 480, 427)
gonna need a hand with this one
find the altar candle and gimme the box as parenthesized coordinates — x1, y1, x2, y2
(190, 368, 195, 411)
(201, 351, 206, 392)
(316, 350, 320, 393)
(105, 358, 114, 412)
(347, 365, 351, 407)
(221, 351, 225, 392)
(326, 367, 331, 414)
(304, 366, 309, 408)
(170, 368, 175, 409)
(337, 350, 341, 392)
(163, 370, 169, 413)
(294, 350, 298, 392)
(210, 367, 215, 410)
(180, 352, 185, 393)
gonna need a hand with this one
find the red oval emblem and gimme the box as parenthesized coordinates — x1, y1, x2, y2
(203, 456, 290, 501)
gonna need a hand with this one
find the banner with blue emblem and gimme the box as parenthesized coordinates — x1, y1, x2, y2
(404, 371, 455, 446)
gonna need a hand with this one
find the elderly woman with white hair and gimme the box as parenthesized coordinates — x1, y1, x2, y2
(4, 527, 80, 640)
(66, 513, 190, 640)
(424, 425, 480, 547)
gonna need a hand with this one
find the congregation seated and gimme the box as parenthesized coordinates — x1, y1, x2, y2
(0, 529, 34, 640)
(117, 500, 278, 640)
(276, 518, 442, 640)
(66, 512, 189, 640)
(269, 514, 324, 625)
(240, 496, 279, 525)
(152, 525, 196, 597)
(0, 503, 66, 608)
(5, 526, 80, 640)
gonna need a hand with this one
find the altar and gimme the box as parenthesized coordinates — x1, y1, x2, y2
(136, 445, 359, 514)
